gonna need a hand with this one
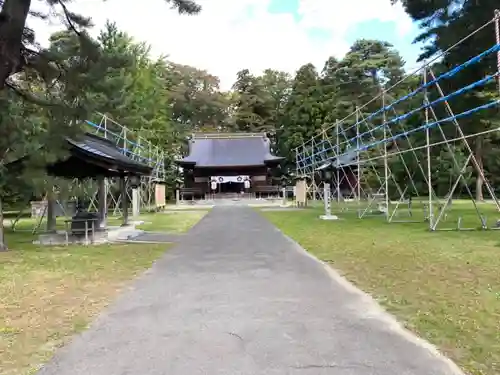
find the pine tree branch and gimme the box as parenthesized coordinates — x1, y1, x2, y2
(5, 79, 58, 107)
(56, 0, 82, 36)
(166, 0, 201, 14)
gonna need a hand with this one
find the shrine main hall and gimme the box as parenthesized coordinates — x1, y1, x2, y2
(176, 132, 284, 199)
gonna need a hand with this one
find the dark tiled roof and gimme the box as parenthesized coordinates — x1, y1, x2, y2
(178, 133, 283, 167)
(315, 151, 358, 170)
(6, 133, 152, 178)
(333, 151, 358, 167)
(66, 133, 153, 175)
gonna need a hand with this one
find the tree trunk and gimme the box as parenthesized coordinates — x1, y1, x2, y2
(0, 196, 8, 251)
(475, 136, 484, 201)
(0, 0, 32, 89)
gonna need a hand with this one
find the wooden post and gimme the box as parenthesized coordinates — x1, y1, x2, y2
(97, 176, 107, 229)
(132, 188, 140, 217)
(46, 192, 57, 232)
(120, 176, 129, 226)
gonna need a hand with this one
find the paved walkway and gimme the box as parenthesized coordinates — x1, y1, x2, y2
(39, 207, 462, 375)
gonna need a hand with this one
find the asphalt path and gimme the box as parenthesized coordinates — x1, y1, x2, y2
(38, 206, 463, 375)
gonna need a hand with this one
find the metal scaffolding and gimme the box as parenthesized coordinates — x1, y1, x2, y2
(82, 113, 166, 216)
(295, 11, 500, 231)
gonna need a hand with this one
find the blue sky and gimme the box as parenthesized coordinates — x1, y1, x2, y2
(346, 19, 423, 69)
(268, 0, 301, 20)
(33, 0, 426, 89)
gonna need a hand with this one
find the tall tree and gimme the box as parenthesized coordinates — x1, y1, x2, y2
(0, 0, 200, 99)
(278, 63, 323, 165)
(259, 69, 292, 138)
(168, 62, 230, 132)
(231, 69, 275, 133)
(0, 87, 78, 251)
(394, 0, 499, 199)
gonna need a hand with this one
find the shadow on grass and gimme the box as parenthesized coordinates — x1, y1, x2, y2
(263, 205, 500, 375)
(0, 229, 168, 375)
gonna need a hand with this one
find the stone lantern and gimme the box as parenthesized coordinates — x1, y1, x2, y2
(317, 162, 338, 220)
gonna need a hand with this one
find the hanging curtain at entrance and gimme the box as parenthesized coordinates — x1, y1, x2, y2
(211, 176, 249, 183)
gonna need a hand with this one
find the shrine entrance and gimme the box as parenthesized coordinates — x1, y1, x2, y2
(219, 181, 244, 193)
(211, 176, 247, 194)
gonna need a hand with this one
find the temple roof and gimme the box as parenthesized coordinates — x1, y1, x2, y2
(177, 133, 284, 168)
(315, 151, 358, 170)
(8, 133, 153, 178)
(55, 133, 153, 177)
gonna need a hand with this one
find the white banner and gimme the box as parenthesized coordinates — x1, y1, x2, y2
(211, 176, 249, 183)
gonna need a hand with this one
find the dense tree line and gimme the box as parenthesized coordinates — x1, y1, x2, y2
(0, 0, 499, 248)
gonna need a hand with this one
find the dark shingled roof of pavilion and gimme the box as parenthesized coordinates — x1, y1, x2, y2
(177, 133, 284, 168)
(8, 132, 152, 178)
(315, 151, 358, 171)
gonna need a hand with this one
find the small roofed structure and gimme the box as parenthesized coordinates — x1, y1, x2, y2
(176, 133, 284, 199)
(46, 133, 152, 178)
(10, 132, 153, 237)
(316, 151, 358, 200)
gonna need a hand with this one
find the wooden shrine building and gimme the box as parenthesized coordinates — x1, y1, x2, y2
(176, 133, 284, 199)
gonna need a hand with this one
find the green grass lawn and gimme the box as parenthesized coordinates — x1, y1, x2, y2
(0, 208, 209, 375)
(5, 210, 209, 234)
(263, 204, 500, 375)
(0, 233, 167, 375)
(326, 198, 500, 230)
(0, 209, 208, 374)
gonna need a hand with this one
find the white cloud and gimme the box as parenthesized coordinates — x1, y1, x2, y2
(298, 0, 412, 37)
(29, 0, 413, 90)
